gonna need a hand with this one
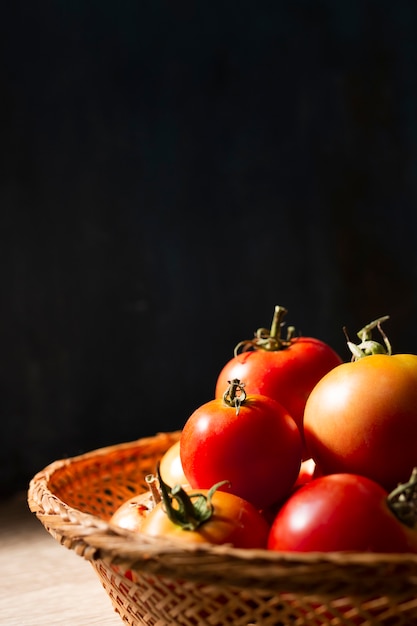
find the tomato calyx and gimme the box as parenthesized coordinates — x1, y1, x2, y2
(234, 305, 296, 356)
(387, 468, 417, 528)
(222, 378, 247, 414)
(344, 315, 392, 361)
(157, 464, 230, 531)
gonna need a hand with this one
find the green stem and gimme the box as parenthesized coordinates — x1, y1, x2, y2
(234, 305, 295, 356)
(156, 464, 229, 531)
(345, 315, 392, 361)
(269, 305, 288, 345)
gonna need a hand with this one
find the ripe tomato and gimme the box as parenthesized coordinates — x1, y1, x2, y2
(180, 380, 302, 510)
(267, 473, 417, 553)
(140, 483, 270, 549)
(303, 352, 417, 491)
(159, 441, 189, 488)
(214, 306, 343, 447)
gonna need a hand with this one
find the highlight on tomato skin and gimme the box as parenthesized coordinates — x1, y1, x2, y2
(294, 457, 318, 488)
(159, 440, 189, 488)
(180, 380, 303, 511)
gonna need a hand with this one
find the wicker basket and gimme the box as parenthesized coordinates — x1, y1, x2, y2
(27, 430, 417, 625)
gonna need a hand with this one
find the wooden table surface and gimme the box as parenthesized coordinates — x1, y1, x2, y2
(0, 492, 122, 626)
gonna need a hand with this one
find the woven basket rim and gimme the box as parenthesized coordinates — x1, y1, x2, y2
(27, 431, 417, 589)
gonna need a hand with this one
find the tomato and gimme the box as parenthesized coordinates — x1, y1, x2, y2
(159, 441, 189, 488)
(110, 491, 155, 532)
(267, 473, 417, 553)
(214, 306, 343, 450)
(140, 483, 270, 549)
(180, 380, 302, 510)
(303, 352, 417, 491)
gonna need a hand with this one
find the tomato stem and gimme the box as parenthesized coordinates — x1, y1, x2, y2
(234, 305, 296, 356)
(387, 467, 417, 528)
(269, 305, 289, 344)
(344, 315, 392, 361)
(222, 378, 247, 414)
(145, 473, 162, 504)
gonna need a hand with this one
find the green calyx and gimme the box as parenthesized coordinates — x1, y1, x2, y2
(387, 468, 417, 528)
(234, 305, 296, 356)
(157, 464, 229, 531)
(345, 315, 392, 361)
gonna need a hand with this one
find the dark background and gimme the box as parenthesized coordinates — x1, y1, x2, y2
(2, 1, 417, 498)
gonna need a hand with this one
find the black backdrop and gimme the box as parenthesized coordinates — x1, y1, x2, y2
(2, 1, 417, 497)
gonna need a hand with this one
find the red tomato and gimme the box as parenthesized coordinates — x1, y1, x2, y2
(267, 473, 417, 553)
(159, 441, 189, 488)
(140, 486, 270, 549)
(303, 353, 417, 491)
(215, 306, 343, 448)
(180, 381, 302, 510)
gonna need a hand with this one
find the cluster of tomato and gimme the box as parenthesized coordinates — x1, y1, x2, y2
(111, 305, 417, 554)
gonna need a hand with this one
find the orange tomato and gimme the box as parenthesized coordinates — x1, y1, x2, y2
(304, 353, 417, 491)
(140, 487, 270, 549)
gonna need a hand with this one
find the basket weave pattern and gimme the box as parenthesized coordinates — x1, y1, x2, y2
(28, 431, 417, 625)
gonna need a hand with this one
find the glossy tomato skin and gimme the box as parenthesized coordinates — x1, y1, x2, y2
(159, 441, 189, 488)
(267, 473, 417, 553)
(180, 394, 302, 510)
(140, 488, 270, 549)
(215, 337, 343, 436)
(303, 354, 417, 491)
(110, 492, 155, 532)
